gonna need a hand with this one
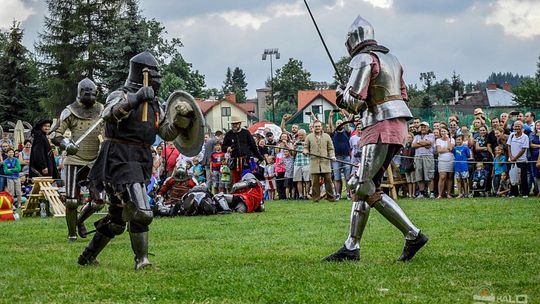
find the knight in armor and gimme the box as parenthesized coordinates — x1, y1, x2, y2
(324, 16, 428, 262)
(153, 161, 198, 216)
(214, 173, 265, 214)
(77, 51, 205, 270)
(52, 78, 105, 242)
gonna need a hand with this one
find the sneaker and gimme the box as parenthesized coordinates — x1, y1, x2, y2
(522, 196, 528, 198)
(335, 194, 341, 201)
(397, 233, 428, 262)
(416, 193, 425, 199)
(429, 193, 436, 199)
(323, 245, 360, 262)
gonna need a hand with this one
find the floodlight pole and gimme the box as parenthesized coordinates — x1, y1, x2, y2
(262, 48, 280, 123)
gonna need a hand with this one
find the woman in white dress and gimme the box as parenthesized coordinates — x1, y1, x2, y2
(436, 127, 455, 198)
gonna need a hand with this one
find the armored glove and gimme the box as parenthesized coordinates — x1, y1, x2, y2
(127, 86, 155, 108)
(173, 101, 194, 129)
(335, 84, 346, 107)
(61, 138, 79, 155)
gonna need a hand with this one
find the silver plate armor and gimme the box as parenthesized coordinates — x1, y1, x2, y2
(346, 15, 375, 56)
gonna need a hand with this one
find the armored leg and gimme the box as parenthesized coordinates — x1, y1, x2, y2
(344, 201, 370, 250)
(77, 201, 104, 238)
(122, 183, 153, 226)
(65, 198, 79, 242)
(78, 199, 126, 266)
(78, 231, 111, 266)
(129, 230, 152, 270)
(64, 165, 88, 241)
(214, 193, 232, 214)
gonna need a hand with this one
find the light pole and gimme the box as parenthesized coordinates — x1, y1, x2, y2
(262, 48, 280, 123)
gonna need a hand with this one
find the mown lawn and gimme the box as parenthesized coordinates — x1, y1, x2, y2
(1, 198, 539, 303)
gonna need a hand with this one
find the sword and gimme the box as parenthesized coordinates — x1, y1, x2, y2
(265, 144, 358, 167)
(303, 0, 344, 84)
(74, 118, 102, 146)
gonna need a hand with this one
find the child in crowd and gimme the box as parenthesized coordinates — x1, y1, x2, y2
(472, 162, 488, 197)
(220, 158, 231, 194)
(452, 135, 471, 198)
(492, 146, 507, 194)
(264, 155, 276, 200)
(211, 143, 225, 194)
(192, 157, 205, 184)
(282, 149, 295, 199)
(186, 159, 193, 175)
(3, 148, 22, 208)
(497, 172, 511, 197)
(400, 133, 416, 198)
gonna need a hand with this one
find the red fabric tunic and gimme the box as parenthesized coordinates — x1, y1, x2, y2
(234, 182, 264, 213)
(0, 191, 15, 221)
(159, 177, 196, 204)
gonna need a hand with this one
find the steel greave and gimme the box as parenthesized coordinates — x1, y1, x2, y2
(344, 201, 370, 250)
(373, 193, 419, 240)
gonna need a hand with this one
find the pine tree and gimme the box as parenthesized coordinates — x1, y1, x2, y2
(0, 22, 40, 122)
(231, 67, 248, 102)
(222, 67, 233, 94)
(36, 0, 123, 115)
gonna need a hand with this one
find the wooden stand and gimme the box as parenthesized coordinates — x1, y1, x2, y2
(380, 162, 407, 200)
(23, 177, 65, 217)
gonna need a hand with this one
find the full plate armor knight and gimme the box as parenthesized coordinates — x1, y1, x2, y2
(52, 77, 105, 242)
(324, 16, 428, 262)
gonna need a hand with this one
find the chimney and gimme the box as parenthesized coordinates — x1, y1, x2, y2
(487, 83, 497, 90)
(224, 92, 236, 103)
(502, 82, 511, 92)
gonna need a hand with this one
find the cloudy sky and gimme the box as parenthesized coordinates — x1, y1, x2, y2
(3, 0, 540, 97)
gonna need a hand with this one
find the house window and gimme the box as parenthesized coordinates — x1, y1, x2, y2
(221, 107, 231, 116)
(312, 105, 322, 115)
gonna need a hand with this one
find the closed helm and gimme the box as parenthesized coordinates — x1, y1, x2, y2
(125, 51, 162, 93)
(77, 77, 97, 107)
(345, 15, 375, 56)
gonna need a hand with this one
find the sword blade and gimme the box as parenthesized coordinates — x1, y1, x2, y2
(74, 118, 103, 146)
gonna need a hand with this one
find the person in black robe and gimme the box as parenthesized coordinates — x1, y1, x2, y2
(29, 119, 59, 180)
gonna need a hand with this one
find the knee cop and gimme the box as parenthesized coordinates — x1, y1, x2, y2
(122, 183, 153, 226)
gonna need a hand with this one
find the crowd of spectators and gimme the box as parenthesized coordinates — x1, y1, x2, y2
(2, 108, 538, 210)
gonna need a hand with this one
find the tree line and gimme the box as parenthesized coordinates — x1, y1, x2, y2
(0, 0, 538, 124)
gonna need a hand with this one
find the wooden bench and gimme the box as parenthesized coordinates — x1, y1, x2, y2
(23, 177, 65, 217)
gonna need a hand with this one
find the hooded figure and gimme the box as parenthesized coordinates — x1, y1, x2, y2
(29, 119, 59, 179)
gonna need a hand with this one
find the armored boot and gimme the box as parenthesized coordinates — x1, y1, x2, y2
(324, 201, 369, 262)
(215, 195, 232, 214)
(372, 194, 427, 261)
(129, 231, 152, 270)
(181, 193, 197, 216)
(78, 231, 111, 266)
(65, 202, 78, 242)
(77, 202, 103, 238)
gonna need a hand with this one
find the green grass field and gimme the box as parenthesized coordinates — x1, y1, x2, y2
(1, 198, 539, 303)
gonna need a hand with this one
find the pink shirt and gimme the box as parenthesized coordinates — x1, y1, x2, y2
(359, 118, 408, 147)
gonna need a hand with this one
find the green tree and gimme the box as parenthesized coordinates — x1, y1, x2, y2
(451, 71, 465, 95)
(331, 56, 351, 88)
(513, 54, 540, 107)
(419, 71, 436, 107)
(513, 77, 540, 107)
(267, 58, 313, 122)
(103, 0, 183, 92)
(36, 0, 124, 115)
(222, 67, 233, 94)
(406, 84, 427, 108)
(431, 79, 453, 104)
(231, 67, 248, 102)
(0, 22, 42, 122)
(159, 54, 206, 99)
